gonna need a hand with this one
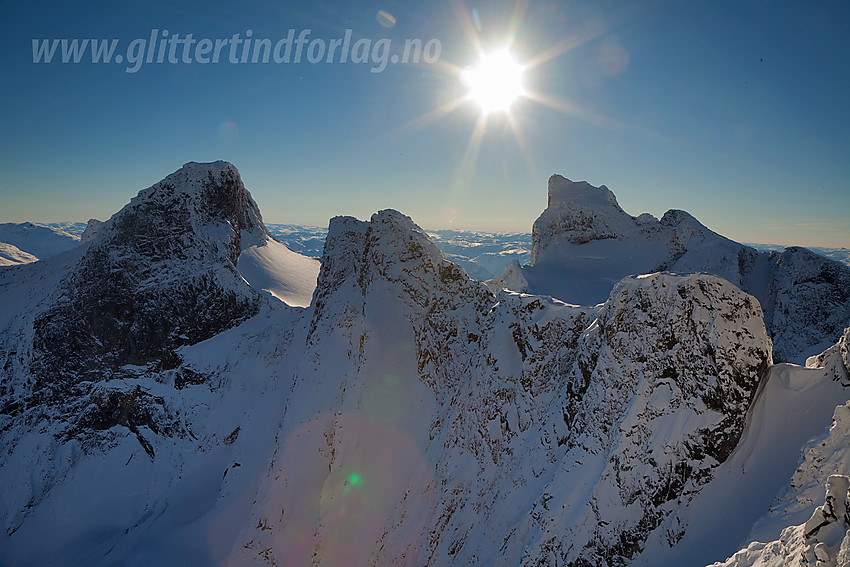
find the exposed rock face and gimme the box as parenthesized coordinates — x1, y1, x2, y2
(0, 161, 275, 469)
(239, 208, 772, 566)
(531, 175, 628, 256)
(763, 248, 850, 363)
(509, 274, 771, 566)
(30, 162, 265, 401)
(498, 175, 850, 363)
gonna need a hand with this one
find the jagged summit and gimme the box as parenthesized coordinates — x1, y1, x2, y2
(99, 160, 268, 266)
(532, 175, 636, 259)
(546, 174, 621, 210)
(312, 208, 484, 335)
(321, 208, 466, 279)
(494, 174, 850, 363)
(21, 161, 320, 406)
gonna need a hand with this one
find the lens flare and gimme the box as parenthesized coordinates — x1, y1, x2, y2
(376, 10, 396, 28)
(344, 472, 363, 494)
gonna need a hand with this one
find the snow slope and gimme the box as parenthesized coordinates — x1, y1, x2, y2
(718, 476, 850, 567)
(0, 242, 38, 266)
(237, 237, 319, 307)
(634, 362, 849, 566)
(0, 221, 80, 259)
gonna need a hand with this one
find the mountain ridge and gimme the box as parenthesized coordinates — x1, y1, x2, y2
(493, 174, 850, 363)
(0, 161, 847, 566)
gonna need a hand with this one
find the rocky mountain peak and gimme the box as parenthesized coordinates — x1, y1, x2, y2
(310, 208, 489, 342)
(547, 174, 621, 210)
(532, 175, 635, 261)
(99, 161, 268, 267)
(499, 175, 850, 364)
(28, 162, 266, 407)
(660, 208, 703, 229)
(319, 208, 472, 290)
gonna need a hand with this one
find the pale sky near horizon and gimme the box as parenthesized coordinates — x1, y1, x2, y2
(0, 0, 848, 247)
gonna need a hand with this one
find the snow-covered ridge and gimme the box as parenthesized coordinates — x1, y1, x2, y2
(0, 162, 846, 567)
(0, 221, 80, 260)
(1, 161, 316, 438)
(241, 212, 773, 565)
(499, 175, 850, 363)
(0, 242, 38, 266)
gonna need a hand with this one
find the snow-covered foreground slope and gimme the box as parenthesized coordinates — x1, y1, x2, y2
(0, 161, 847, 566)
(710, 415, 850, 567)
(491, 175, 850, 364)
(0, 303, 308, 565)
(714, 476, 850, 567)
(704, 327, 850, 567)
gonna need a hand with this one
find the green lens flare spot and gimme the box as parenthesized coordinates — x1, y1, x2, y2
(344, 472, 363, 494)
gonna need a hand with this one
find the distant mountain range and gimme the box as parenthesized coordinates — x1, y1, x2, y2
(2, 223, 846, 278)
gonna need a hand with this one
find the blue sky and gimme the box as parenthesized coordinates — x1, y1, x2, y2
(1, 0, 848, 247)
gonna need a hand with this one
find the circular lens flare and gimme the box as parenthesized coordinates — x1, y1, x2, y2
(461, 48, 525, 115)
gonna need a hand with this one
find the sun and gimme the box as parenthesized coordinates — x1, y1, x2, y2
(461, 48, 526, 115)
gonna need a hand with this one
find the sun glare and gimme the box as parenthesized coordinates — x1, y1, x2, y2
(461, 48, 526, 115)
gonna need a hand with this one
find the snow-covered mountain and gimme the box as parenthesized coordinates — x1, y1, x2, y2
(263, 224, 532, 280)
(233, 210, 772, 566)
(0, 242, 38, 266)
(747, 243, 850, 269)
(490, 174, 850, 363)
(0, 162, 847, 566)
(0, 221, 80, 260)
